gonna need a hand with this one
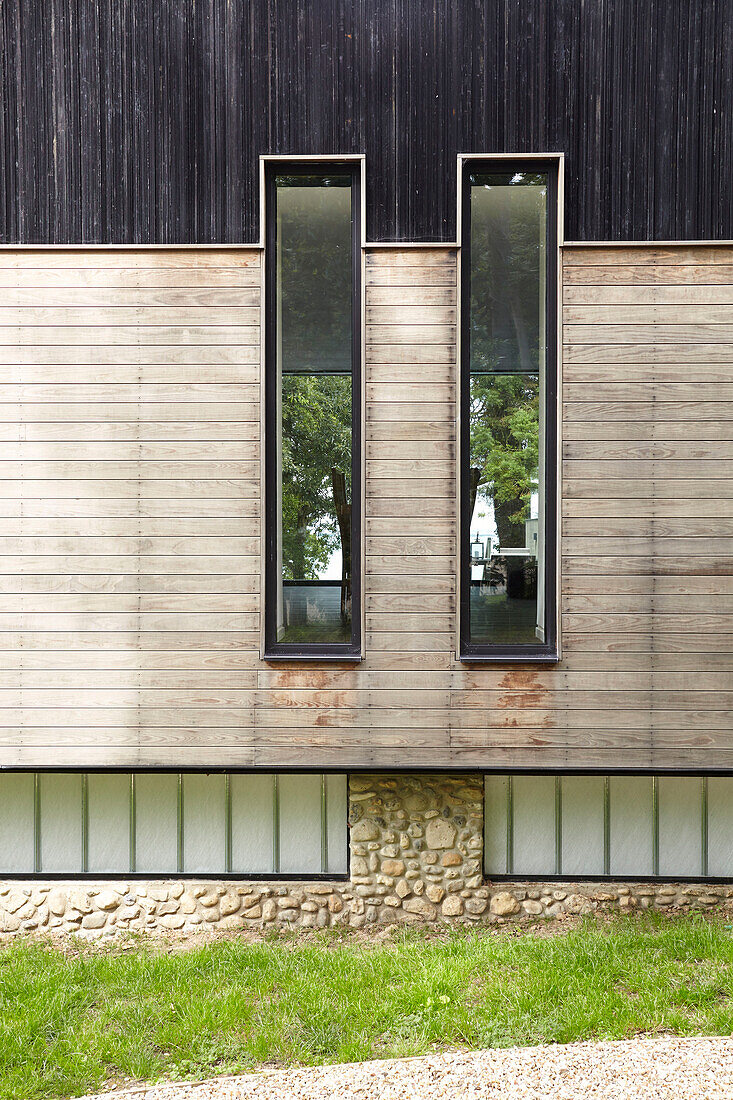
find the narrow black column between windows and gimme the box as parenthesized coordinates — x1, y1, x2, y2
(460, 159, 559, 661)
(264, 162, 362, 659)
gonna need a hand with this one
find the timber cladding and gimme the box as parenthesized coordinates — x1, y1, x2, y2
(0, 243, 732, 770)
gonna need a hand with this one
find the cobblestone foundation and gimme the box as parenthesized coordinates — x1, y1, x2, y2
(1, 772, 731, 937)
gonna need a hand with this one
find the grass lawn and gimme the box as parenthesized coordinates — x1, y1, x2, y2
(2, 916, 733, 1099)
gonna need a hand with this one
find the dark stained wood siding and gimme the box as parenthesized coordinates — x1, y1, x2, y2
(1, 0, 732, 245)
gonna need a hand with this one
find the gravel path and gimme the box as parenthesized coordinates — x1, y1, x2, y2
(82, 1036, 733, 1099)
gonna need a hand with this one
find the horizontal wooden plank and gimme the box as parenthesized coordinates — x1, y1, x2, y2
(563, 343, 733, 364)
(0, 442, 259, 462)
(562, 497, 728, 519)
(0, 556, 258, 573)
(0, 307, 260, 326)
(0, 498, 259, 518)
(365, 517, 454, 536)
(563, 441, 721, 461)
(563, 420, 733, 441)
(366, 325, 455, 346)
(367, 460, 452, 479)
(366, 364, 455, 384)
(564, 518, 733, 538)
(0, 648, 259, 670)
(366, 440, 455, 461)
(363, 558, 451, 576)
(0, 535, 258, 554)
(0, 365, 258, 385)
(564, 535, 733, 555)
(563, 574, 733, 595)
(565, 305, 733, 324)
(0, 462, 259, 479)
(366, 536, 454, 555)
(0, 266, 262, 288)
(564, 364, 733, 385)
(366, 497, 456, 517)
(563, 264, 733, 285)
(0, 382, 255, 401)
(366, 344, 456, 364)
(0, 326, 261, 345)
(563, 594, 733, 615)
(365, 306, 456, 325)
(565, 461, 733, 479)
(0, 344, 259, 364)
(0, 630, 258, 649)
(0, 288, 260, 306)
(0, 518, 257, 537)
(365, 592, 455, 613)
(562, 556, 733, 576)
(566, 324, 733, 344)
(365, 250, 456, 267)
(565, 382, 733, 403)
(0, 573, 258, 594)
(0, 402, 259, 422)
(365, 574, 456, 593)
(366, 286, 455, 305)
(0, 612, 256, 631)
(364, 267, 457, 287)
(0, 251, 262, 269)
(0, 422, 260, 443)
(565, 284, 733, 305)
(563, 247, 733, 266)
(0, 478, 255, 498)
(365, 478, 455, 497)
(565, 478, 733, 499)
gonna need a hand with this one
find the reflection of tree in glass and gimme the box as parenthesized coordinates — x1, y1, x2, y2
(470, 375, 538, 547)
(469, 174, 544, 548)
(281, 374, 351, 583)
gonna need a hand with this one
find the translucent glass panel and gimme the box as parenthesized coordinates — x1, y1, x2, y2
(0, 773, 35, 873)
(0, 771, 347, 876)
(465, 170, 551, 653)
(484, 774, 715, 879)
(707, 778, 733, 876)
(88, 773, 131, 873)
(268, 171, 358, 653)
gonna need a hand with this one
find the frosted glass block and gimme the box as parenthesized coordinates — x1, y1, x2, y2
(279, 773, 321, 874)
(659, 777, 701, 877)
(40, 773, 82, 873)
(513, 775, 556, 874)
(88, 773, 130, 873)
(231, 773, 275, 874)
(561, 775, 605, 876)
(135, 772, 178, 873)
(325, 774, 347, 875)
(0, 773, 35, 872)
(609, 776, 653, 876)
(183, 773, 225, 874)
(483, 775, 509, 874)
(707, 778, 733, 876)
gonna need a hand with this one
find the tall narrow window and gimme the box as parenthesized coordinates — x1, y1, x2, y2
(460, 160, 558, 660)
(265, 163, 361, 658)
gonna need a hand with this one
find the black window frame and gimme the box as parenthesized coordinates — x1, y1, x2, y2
(264, 160, 362, 661)
(459, 157, 559, 663)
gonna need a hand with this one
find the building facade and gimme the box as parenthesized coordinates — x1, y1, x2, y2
(0, 0, 732, 932)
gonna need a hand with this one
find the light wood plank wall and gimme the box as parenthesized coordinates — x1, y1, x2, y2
(1, 245, 732, 771)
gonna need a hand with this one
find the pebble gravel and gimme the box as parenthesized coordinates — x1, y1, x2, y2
(83, 1036, 733, 1099)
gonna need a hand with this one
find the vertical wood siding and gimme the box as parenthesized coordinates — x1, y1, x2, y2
(1, 244, 733, 770)
(1, 0, 732, 244)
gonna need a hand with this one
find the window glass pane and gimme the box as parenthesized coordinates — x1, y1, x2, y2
(466, 171, 549, 650)
(273, 174, 355, 648)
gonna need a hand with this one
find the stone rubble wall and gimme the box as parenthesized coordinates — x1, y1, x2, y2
(0, 772, 731, 937)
